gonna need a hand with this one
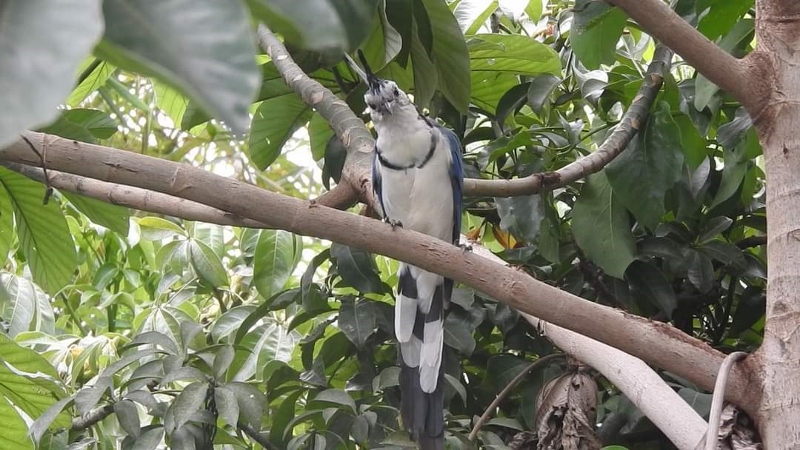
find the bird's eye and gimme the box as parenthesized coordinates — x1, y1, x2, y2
(393, 88, 399, 97)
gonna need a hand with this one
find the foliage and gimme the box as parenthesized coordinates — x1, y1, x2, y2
(0, 0, 762, 449)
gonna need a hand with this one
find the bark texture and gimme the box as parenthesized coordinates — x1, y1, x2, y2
(750, 1, 800, 446)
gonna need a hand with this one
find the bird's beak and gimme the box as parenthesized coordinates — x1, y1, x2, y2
(344, 50, 381, 91)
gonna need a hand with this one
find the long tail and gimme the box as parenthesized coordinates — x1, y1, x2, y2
(396, 263, 451, 449)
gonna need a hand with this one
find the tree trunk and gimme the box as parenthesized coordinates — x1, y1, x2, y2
(750, 2, 800, 446)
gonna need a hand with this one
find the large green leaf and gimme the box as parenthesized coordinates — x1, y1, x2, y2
(454, 0, 497, 35)
(253, 230, 299, 300)
(189, 240, 229, 289)
(338, 297, 377, 348)
(569, 0, 627, 69)
(249, 95, 312, 170)
(0, 334, 70, 434)
(67, 60, 116, 107)
(0, 0, 103, 147)
(625, 261, 677, 318)
(0, 168, 77, 295)
(64, 192, 130, 235)
(572, 171, 635, 279)
(422, 0, 471, 112)
(697, 0, 753, 41)
(469, 34, 561, 76)
(246, 0, 378, 52)
(330, 244, 384, 294)
(495, 195, 543, 244)
(606, 102, 684, 231)
(0, 396, 32, 450)
(98, 0, 260, 134)
(0, 273, 54, 336)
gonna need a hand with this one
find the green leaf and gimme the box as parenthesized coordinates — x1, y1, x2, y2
(213, 345, 236, 380)
(686, 249, 715, 293)
(410, 18, 439, 108)
(30, 397, 74, 443)
(569, 0, 627, 69)
(312, 389, 357, 413)
(166, 381, 208, 433)
(0, 396, 33, 449)
(469, 34, 561, 76)
(527, 74, 562, 115)
(214, 385, 240, 428)
(67, 60, 116, 107)
(131, 426, 164, 450)
(37, 109, 115, 143)
(0, 334, 70, 433)
(246, 0, 378, 52)
(115, 399, 141, 438)
(0, 273, 55, 336)
(64, 192, 130, 235)
(422, 0, 471, 112)
(694, 19, 754, 111)
(253, 230, 298, 300)
(698, 0, 754, 41)
(625, 261, 677, 318)
(338, 297, 377, 348)
(0, 188, 12, 261)
(330, 243, 384, 294)
(0, 0, 104, 147)
(674, 114, 707, 169)
(698, 240, 746, 273)
(444, 313, 476, 355)
(607, 102, 684, 231)
(249, 95, 312, 170)
(454, 0, 497, 35)
(697, 216, 733, 244)
(189, 240, 229, 288)
(572, 172, 635, 279)
(0, 168, 77, 294)
(98, 0, 260, 134)
(228, 382, 264, 427)
(308, 113, 336, 161)
(495, 195, 543, 243)
(136, 216, 185, 240)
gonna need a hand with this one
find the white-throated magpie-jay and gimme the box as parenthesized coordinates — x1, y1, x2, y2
(346, 52, 463, 450)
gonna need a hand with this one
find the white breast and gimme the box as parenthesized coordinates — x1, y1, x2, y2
(377, 127, 455, 243)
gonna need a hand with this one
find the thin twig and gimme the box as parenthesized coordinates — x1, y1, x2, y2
(463, 44, 674, 197)
(704, 351, 748, 450)
(469, 353, 563, 441)
(239, 422, 280, 450)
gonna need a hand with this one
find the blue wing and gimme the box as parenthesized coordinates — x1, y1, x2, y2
(435, 125, 463, 245)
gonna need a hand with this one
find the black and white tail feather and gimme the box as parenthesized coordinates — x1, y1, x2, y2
(345, 51, 464, 450)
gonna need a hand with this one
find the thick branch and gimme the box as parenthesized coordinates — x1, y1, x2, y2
(0, 132, 753, 410)
(0, 162, 268, 228)
(257, 25, 373, 210)
(72, 404, 114, 431)
(464, 45, 672, 197)
(608, 0, 754, 109)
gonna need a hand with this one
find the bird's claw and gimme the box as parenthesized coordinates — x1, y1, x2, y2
(384, 217, 403, 229)
(459, 243, 473, 253)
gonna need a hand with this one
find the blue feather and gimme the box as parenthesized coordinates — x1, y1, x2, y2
(435, 124, 464, 245)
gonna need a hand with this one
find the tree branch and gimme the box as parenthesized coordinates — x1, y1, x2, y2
(0, 132, 753, 412)
(0, 162, 269, 228)
(71, 403, 114, 431)
(470, 245, 708, 450)
(468, 354, 563, 441)
(239, 422, 280, 450)
(463, 44, 673, 197)
(257, 25, 374, 210)
(608, 0, 754, 109)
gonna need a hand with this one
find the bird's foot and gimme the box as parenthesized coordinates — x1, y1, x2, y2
(459, 243, 473, 253)
(384, 217, 403, 229)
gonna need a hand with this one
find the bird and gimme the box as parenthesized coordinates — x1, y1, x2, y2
(345, 51, 463, 450)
